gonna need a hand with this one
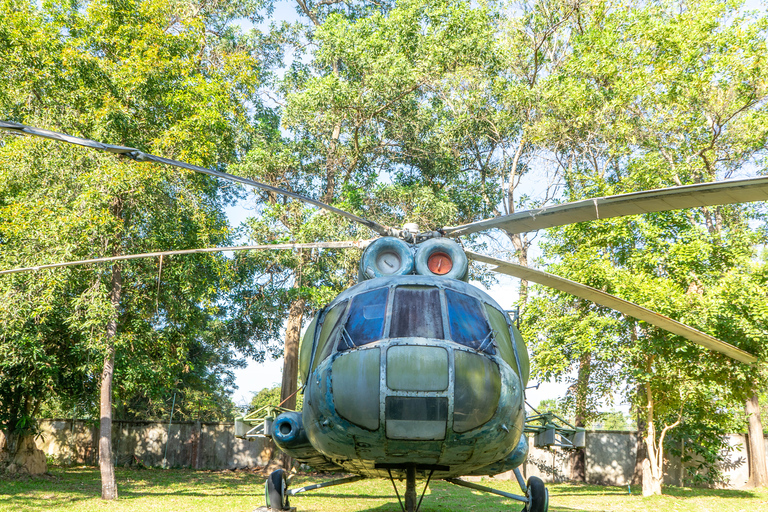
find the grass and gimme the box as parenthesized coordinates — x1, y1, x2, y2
(1, 467, 767, 512)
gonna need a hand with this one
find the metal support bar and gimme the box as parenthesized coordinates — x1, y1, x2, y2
(513, 468, 527, 494)
(286, 475, 365, 496)
(444, 477, 529, 504)
(388, 469, 406, 512)
(405, 465, 417, 512)
(415, 469, 435, 512)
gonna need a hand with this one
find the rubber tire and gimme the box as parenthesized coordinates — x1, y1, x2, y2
(525, 476, 548, 512)
(266, 469, 289, 511)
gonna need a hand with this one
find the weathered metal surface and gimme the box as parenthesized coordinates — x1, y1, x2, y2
(468, 252, 757, 364)
(445, 176, 768, 236)
(0, 121, 395, 236)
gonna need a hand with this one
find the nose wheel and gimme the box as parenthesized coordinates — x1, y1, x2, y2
(265, 469, 290, 511)
(524, 476, 548, 512)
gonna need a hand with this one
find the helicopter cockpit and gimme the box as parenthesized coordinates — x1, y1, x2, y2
(293, 238, 530, 471)
(303, 280, 530, 380)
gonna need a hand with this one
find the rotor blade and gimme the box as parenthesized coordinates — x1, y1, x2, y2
(446, 176, 768, 236)
(0, 121, 394, 236)
(467, 252, 758, 364)
(0, 241, 371, 276)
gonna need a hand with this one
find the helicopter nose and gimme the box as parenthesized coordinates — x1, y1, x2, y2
(386, 345, 449, 391)
(384, 345, 450, 440)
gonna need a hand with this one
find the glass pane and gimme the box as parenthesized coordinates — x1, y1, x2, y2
(312, 301, 347, 371)
(445, 289, 493, 353)
(299, 315, 319, 385)
(511, 324, 530, 385)
(390, 286, 444, 339)
(385, 396, 448, 440)
(341, 287, 388, 349)
(485, 305, 517, 373)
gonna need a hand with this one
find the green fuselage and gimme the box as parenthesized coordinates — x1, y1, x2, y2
(298, 275, 529, 479)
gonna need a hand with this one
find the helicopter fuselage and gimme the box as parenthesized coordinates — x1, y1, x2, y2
(291, 274, 530, 479)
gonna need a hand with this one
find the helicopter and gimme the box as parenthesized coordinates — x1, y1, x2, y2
(1, 120, 766, 512)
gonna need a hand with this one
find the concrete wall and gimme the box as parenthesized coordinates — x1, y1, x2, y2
(33, 421, 768, 487)
(36, 419, 274, 469)
(513, 430, 767, 488)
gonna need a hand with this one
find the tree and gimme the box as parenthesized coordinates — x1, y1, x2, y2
(522, 0, 768, 495)
(0, 0, 273, 495)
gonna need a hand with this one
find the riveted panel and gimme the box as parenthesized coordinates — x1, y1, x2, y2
(332, 348, 381, 430)
(386, 345, 448, 391)
(453, 351, 500, 432)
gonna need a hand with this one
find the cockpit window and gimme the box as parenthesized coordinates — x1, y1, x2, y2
(390, 286, 444, 339)
(312, 300, 347, 370)
(339, 287, 389, 349)
(445, 289, 494, 354)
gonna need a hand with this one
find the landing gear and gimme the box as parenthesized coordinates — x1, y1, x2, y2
(445, 468, 548, 512)
(262, 472, 365, 511)
(524, 476, 548, 512)
(386, 465, 435, 512)
(265, 469, 289, 511)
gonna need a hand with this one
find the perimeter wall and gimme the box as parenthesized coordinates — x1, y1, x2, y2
(31, 420, 768, 488)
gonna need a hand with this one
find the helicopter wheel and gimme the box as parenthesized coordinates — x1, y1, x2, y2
(265, 469, 290, 511)
(524, 476, 548, 512)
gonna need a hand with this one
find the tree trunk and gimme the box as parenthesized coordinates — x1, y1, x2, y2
(643, 376, 663, 496)
(99, 262, 122, 500)
(1, 432, 47, 475)
(280, 297, 305, 411)
(746, 390, 768, 488)
(570, 352, 591, 482)
(279, 295, 305, 469)
(632, 425, 647, 486)
(510, 233, 529, 304)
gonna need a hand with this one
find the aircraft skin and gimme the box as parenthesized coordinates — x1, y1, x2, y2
(283, 273, 531, 480)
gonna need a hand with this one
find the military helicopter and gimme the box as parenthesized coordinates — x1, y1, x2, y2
(1, 120, 766, 512)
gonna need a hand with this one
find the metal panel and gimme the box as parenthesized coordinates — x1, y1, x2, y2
(331, 348, 381, 430)
(446, 176, 768, 236)
(468, 252, 757, 364)
(386, 345, 449, 391)
(385, 396, 448, 440)
(453, 351, 501, 432)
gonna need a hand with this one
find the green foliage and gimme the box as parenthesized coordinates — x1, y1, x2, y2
(518, 0, 768, 489)
(534, 398, 569, 420)
(0, 0, 277, 431)
(249, 384, 303, 412)
(591, 410, 635, 431)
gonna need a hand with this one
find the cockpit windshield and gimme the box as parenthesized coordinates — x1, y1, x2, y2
(445, 289, 493, 353)
(390, 286, 444, 339)
(340, 287, 388, 349)
(334, 284, 495, 355)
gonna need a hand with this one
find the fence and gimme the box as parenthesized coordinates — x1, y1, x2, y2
(36, 419, 273, 469)
(32, 420, 768, 488)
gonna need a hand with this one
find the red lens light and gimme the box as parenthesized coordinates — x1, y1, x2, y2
(427, 252, 452, 275)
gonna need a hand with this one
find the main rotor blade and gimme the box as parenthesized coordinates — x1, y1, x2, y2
(0, 121, 394, 236)
(0, 241, 370, 276)
(446, 176, 768, 236)
(468, 252, 758, 364)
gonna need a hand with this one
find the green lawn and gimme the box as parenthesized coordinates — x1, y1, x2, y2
(0, 467, 766, 512)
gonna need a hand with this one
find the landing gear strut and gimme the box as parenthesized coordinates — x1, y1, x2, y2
(386, 465, 435, 512)
(263, 470, 365, 511)
(445, 468, 548, 512)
